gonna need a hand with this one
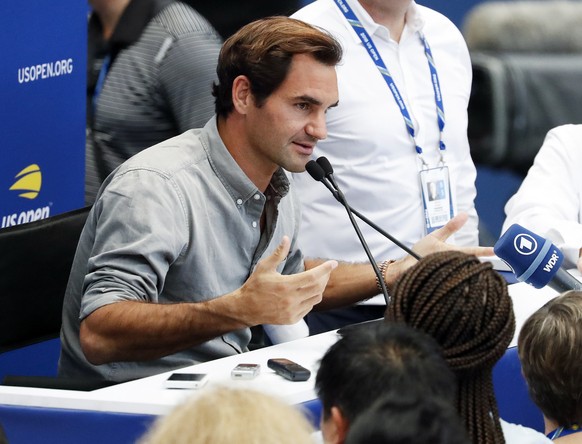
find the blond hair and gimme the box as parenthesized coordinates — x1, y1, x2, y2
(139, 386, 315, 444)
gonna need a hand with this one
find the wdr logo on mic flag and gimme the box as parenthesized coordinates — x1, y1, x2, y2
(9, 164, 42, 199)
(495, 223, 565, 288)
(514, 233, 537, 256)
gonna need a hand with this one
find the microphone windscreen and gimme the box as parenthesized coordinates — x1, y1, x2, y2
(316, 156, 334, 175)
(306, 160, 326, 182)
(494, 223, 564, 288)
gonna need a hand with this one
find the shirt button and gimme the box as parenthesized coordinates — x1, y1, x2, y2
(253, 194, 260, 200)
(236, 198, 243, 205)
(252, 221, 258, 228)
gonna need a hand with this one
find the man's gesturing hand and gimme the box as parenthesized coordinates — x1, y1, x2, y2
(412, 213, 494, 258)
(384, 213, 495, 288)
(238, 236, 338, 326)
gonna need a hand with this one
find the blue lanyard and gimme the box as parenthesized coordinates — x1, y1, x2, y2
(547, 424, 581, 440)
(333, 0, 446, 165)
(92, 54, 111, 113)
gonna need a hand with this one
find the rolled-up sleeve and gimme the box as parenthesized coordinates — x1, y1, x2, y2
(81, 168, 189, 319)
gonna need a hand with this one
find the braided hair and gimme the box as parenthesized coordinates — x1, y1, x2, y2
(386, 251, 515, 444)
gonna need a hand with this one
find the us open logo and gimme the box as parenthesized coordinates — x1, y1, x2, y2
(9, 164, 42, 199)
(514, 233, 537, 256)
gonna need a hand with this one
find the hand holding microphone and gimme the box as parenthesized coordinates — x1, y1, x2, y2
(494, 224, 582, 292)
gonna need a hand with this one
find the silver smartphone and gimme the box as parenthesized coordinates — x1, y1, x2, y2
(231, 363, 261, 380)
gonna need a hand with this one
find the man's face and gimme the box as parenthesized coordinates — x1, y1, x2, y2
(244, 53, 339, 174)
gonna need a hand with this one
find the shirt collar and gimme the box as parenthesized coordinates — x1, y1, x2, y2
(406, 1, 424, 33)
(201, 117, 290, 205)
(339, 0, 425, 43)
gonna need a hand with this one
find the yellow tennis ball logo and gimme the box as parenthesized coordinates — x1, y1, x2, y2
(9, 164, 42, 199)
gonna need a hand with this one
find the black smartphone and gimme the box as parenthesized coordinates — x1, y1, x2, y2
(267, 358, 311, 382)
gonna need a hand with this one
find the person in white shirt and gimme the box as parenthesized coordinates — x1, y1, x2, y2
(503, 124, 582, 273)
(291, 0, 479, 333)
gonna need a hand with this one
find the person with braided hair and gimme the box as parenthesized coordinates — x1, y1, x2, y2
(386, 250, 551, 444)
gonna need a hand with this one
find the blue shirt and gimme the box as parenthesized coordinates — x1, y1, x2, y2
(59, 117, 305, 382)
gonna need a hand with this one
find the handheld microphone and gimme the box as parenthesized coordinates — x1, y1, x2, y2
(308, 157, 421, 260)
(305, 160, 390, 305)
(494, 223, 582, 292)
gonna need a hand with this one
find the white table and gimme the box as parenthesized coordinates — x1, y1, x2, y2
(0, 282, 557, 415)
(0, 331, 337, 415)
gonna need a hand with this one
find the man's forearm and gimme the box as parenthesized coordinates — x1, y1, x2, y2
(80, 294, 248, 365)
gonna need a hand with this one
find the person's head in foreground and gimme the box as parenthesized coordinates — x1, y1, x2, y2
(344, 390, 470, 444)
(316, 321, 461, 444)
(386, 250, 516, 444)
(139, 386, 315, 444)
(518, 290, 582, 441)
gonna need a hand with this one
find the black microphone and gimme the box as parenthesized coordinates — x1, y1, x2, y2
(309, 157, 421, 260)
(316, 156, 340, 190)
(305, 160, 340, 200)
(306, 160, 391, 305)
(494, 223, 582, 293)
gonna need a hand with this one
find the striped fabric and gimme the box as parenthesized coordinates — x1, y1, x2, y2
(86, 1, 221, 204)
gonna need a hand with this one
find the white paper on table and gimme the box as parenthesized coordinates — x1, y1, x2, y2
(263, 320, 309, 344)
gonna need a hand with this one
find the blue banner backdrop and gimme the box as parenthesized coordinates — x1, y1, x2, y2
(0, 0, 86, 228)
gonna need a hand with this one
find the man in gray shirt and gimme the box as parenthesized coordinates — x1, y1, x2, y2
(60, 16, 490, 383)
(86, 0, 221, 204)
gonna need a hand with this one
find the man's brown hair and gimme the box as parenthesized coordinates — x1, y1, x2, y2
(212, 16, 342, 117)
